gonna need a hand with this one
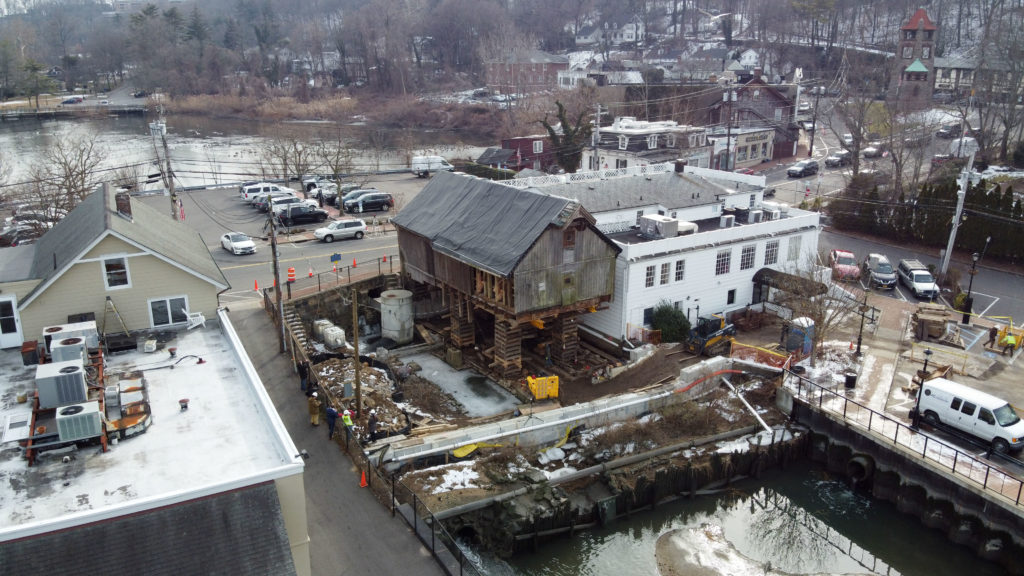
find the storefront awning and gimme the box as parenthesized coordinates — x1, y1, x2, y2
(752, 268, 827, 297)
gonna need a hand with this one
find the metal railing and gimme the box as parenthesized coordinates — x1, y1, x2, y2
(787, 372, 1024, 507)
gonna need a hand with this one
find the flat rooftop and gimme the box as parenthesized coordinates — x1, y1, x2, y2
(0, 312, 301, 540)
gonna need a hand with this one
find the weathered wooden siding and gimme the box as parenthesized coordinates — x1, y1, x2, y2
(397, 232, 435, 285)
(514, 223, 617, 315)
(22, 235, 221, 338)
(432, 253, 473, 295)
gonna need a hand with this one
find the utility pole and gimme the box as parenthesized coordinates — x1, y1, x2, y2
(269, 209, 285, 353)
(351, 288, 361, 418)
(593, 103, 602, 170)
(723, 88, 736, 170)
(808, 82, 823, 158)
(939, 152, 976, 276)
(161, 131, 178, 221)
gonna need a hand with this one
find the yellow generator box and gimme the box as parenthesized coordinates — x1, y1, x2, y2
(527, 375, 559, 400)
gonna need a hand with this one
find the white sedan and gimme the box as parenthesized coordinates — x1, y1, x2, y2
(220, 232, 256, 255)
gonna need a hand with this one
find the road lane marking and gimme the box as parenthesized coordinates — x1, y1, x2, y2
(219, 243, 398, 270)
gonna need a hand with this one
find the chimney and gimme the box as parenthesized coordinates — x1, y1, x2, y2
(674, 159, 688, 173)
(115, 191, 133, 221)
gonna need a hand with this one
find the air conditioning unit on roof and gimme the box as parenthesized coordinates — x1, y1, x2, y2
(767, 209, 781, 221)
(42, 321, 99, 352)
(57, 401, 103, 442)
(36, 359, 88, 409)
(51, 337, 88, 364)
(719, 214, 735, 228)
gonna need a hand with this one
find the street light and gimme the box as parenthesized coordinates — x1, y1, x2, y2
(913, 348, 933, 429)
(962, 236, 991, 325)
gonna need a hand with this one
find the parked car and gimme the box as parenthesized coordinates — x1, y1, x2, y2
(916, 378, 1024, 454)
(797, 101, 812, 113)
(220, 232, 256, 255)
(786, 159, 819, 178)
(932, 92, 955, 104)
(936, 123, 962, 139)
(411, 155, 454, 177)
(255, 191, 298, 211)
(269, 196, 317, 214)
(241, 182, 289, 202)
(734, 168, 756, 175)
(862, 144, 884, 158)
(0, 226, 44, 247)
(824, 150, 852, 168)
(317, 182, 359, 204)
(897, 259, 940, 299)
(829, 249, 860, 282)
(277, 204, 328, 227)
(862, 253, 896, 289)
(343, 192, 394, 214)
(336, 188, 379, 208)
(842, 133, 854, 147)
(314, 219, 367, 242)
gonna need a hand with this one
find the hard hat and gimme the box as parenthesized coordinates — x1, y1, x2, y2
(312, 392, 318, 397)
(370, 409, 376, 415)
(343, 410, 351, 415)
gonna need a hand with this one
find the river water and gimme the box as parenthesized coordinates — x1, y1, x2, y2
(0, 114, 488, 190)
(471, 461, 1006, 576)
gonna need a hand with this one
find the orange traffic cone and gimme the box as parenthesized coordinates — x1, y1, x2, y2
(352, 259, 357, 268)
(308, 266, 313, 278)
(360, 470, 368, 488)
(254, 280, 259, 291)
(382, 254, 387, 262)
(333, 263, 337, 272)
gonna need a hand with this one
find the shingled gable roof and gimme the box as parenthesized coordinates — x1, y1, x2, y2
(1, 482, 297, 576)
(22, 185, 228, 307)
(392, 171, 588, 277)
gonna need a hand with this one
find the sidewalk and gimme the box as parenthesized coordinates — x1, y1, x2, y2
(228, 302, 444, 576)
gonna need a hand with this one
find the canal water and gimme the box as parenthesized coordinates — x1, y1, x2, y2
(470, 460, 1006, 576)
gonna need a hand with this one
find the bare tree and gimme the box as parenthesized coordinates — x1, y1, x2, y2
(261, 138, 319, 183)
(314, 128, 357, 184)
(23, 137, 105, 214)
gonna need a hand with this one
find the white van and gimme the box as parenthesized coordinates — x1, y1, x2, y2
(411, 156, 454, 177)
(949, 136, 979, 157)
(917, 378, 1024, 453)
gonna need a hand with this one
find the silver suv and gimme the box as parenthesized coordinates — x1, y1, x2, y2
(863, 253, 896, 289)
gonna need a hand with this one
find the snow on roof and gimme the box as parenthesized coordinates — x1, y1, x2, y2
(0, 310, 302, 541)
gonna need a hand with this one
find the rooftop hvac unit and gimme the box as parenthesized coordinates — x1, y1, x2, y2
(638, 214, 679, 238)
(313, 319, 335, 340)
(677, 221, 699, 236)
(36, 359, 88, 409)
(719, 214, 735, 228)
(748, 210, 763, 224)
(51, 337, 87, 364)
(56, 401, 103, 442)
(324, 326, 347, 349)
(42, 321, 99, 352)
(767, 209, 781, 221)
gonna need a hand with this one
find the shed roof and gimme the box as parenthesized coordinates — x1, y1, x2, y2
(392, 172, 581, 277)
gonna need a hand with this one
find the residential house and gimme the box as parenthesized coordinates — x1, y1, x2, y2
(888, 8, 937, 111)
(675, 47, 729, 82)
(484, 49, 569, 95)
(502, 134, 557, 172)
(0, 185, 228, 349)
(504, 163, 822, 343)
(705, 75, 799, 160)
(392, 172, 621, 378)
(581, 116, 713, 172)
(575, 15, 645, 47)
(476, 147, 517, 169)
(737, 48, 761, 71)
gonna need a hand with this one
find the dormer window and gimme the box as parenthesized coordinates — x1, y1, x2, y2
(618, 135, 628, 150)
(666, 134, 676, 147)
(647, 135, 658, 149)
(752, 89, 760, 100)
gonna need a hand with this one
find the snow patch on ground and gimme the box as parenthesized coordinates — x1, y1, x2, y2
(429, 461, 480, 494)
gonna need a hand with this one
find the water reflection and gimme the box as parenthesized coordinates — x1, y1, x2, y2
(471, 462, 1003, 576)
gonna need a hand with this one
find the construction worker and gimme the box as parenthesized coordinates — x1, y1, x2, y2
(342, 409, 354, 446)
(325, 405, 339, 439)
(308, 392, 322, 426)
(367, 409, 378, 442)
(297, 360, 309, 392)
(1003, 333, 1017, 357)
(987, 326, 999, 348)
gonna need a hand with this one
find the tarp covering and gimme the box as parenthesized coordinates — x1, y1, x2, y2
(392, 171, 574, 277)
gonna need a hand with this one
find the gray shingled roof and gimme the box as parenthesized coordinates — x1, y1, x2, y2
(26, 186, 227, 302)
(0, 482, 297, 576)
(531, 170, 735, 214)
(392, 171, 575, 277)
(0, 245, 36, 282)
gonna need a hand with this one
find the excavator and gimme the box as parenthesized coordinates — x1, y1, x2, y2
(685, 314, 736, 356)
